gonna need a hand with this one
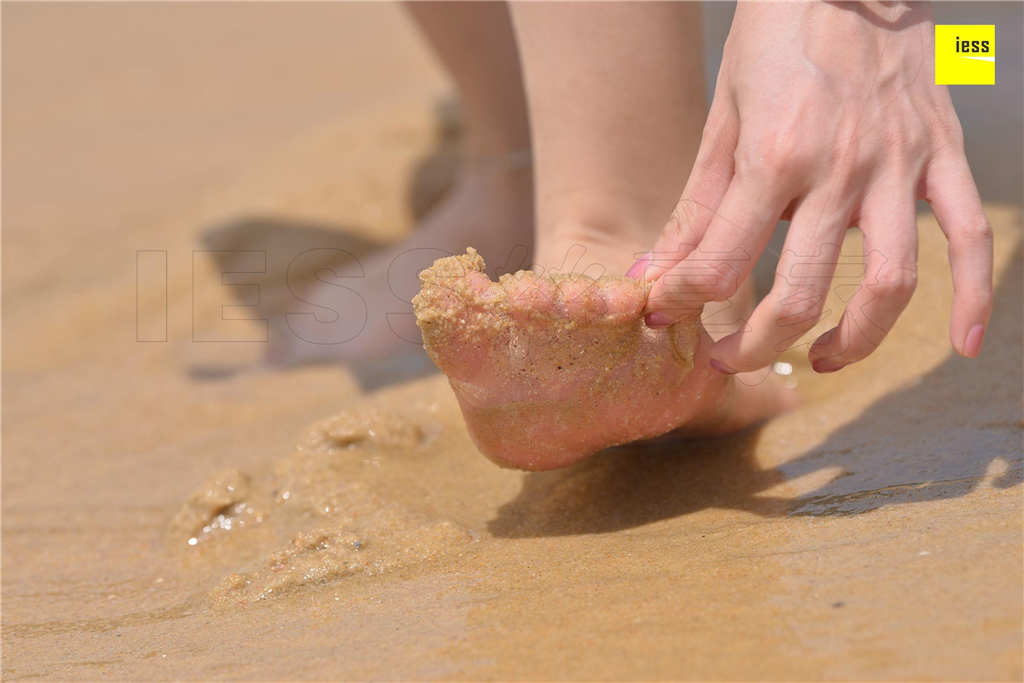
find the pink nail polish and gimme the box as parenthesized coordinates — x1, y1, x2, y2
(812, 358, 845, 374)
(710, 358, 736, 375)
(963, 324, 985, 358)
(626, 252, 652, 280)
(645, 311, 675, 328)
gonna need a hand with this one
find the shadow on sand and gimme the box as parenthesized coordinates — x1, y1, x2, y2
(489, 245, 1022, 537)
(187, 101, 462, 389)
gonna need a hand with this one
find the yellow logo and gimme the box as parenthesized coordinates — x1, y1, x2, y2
(935, 25, 995, 85)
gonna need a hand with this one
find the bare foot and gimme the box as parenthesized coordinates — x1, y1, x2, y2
(413, 248, 796, 470)
(267, 157, 533, 366)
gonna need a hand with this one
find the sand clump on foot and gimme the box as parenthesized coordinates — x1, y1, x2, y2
(413, 248, 711, 470)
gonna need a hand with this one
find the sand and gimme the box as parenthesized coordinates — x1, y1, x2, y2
(3, 3, 1022, 680)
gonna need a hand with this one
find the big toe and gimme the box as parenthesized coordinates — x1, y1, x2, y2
(413, 248, 506, 375)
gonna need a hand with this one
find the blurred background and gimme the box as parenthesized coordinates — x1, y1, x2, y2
(2, 1, 1022, 387)
(5, 2, 1019, 296)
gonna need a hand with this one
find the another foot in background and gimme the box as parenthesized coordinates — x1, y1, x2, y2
(267, 156, 533, 366)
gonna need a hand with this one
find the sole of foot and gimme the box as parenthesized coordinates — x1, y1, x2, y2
(414, 248, 796, 470)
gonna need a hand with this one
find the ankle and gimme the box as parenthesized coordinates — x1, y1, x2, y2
(535, 222, 648, 277)
(455, 150, 532, 200)
(460, 122, 532, 167)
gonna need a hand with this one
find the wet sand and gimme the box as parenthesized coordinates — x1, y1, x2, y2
(3, 4, 1022, 680)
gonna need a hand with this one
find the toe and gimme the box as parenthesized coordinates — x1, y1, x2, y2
(414, 247, 504, 375)
(413, 248, 486, 317)
(465, 271, 502, 301)
(501, 271, 559, 323)
(597, 278, 645, 322)
(553, 276, 607, 323)
(418, 247, 486, 282)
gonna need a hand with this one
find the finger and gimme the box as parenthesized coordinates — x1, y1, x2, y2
(808, 185, 918, 372)
(924, 151, 993, 358)
(711, 194, 846, 373)
(629, 94, 738, 281)
(644, 173, 790, 327)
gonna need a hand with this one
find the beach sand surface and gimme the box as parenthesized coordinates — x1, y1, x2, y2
(3, 3, 1022, 680)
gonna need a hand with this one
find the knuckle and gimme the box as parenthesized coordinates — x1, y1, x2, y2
(827, 139, 860, 180)
(960, 218, 994, 245)
(704, 263, 744, 302)
(928, 106, 966, 152)
(902, 132, 929, 159)
(770, 289, 825, 332)
(661, 210, 687, 244)
(883, 120, 928, 158)
(693, 110, 736, 173)
(948, 218, 993, 254)
(871, 266, 917, 300)
(735, 130, 814, 183)
(674, 267, 738, 303)
(706, 278, 739, 302)
(732, 147, 768, 180)
(664, 201, 698, 243)
(690, 277, 733, 302)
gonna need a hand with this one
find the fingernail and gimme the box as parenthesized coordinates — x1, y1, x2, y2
(811, 358, 845, 374)
(710, 358, 736, 375)
(645, 311, 675, 328)
(962, 323, 985, 358)
(626, 252, 652, 280)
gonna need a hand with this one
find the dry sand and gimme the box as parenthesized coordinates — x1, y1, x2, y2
(3, 3, 1022, 680)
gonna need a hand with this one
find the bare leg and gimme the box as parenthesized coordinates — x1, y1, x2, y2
(269, 2, 534, 365)
(513, 1, 705, 274)
(414, 3, 794, 470)
(512, 0, 755, 337)
(406, 1, 531, 159)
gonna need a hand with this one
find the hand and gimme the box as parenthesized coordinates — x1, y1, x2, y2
(638, 1, 992, 374)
